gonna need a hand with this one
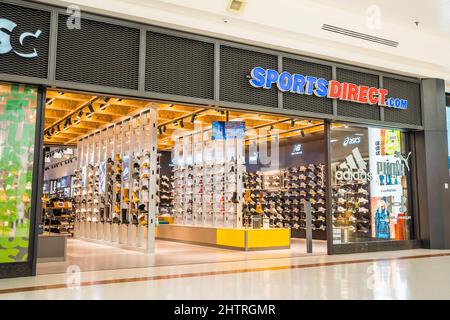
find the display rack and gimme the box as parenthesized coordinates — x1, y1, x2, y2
(171, 128, 245, 228)
(242, 163, 327, 238)
(331, 161, 371, 243)
(73, 107, 158, 252)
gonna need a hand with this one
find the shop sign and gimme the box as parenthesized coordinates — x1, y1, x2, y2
(291, 144, 303, 155)
(0, 18, 42, 58)
(335, 147, 373, 181)
(343, 136, 361, 147)
(249, 67, 408, 109)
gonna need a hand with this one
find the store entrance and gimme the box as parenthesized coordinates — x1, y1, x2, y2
(37, 89, 327, 275)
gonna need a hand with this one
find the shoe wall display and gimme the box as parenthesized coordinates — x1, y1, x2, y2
(72, 111, 159, 250)
(332, 180, 371, 241)
(171, 133, 244, 228)
(243, 163, 327, 239)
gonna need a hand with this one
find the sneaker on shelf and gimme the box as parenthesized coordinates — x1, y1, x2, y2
(358, 197, 369, 204)
(358, 207, 369, 213)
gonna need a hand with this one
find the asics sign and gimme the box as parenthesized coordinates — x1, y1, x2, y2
(335, 147, 373, 182)
(0, 18, 42, 58)
(249, 67, 408, 110)
(343, 136, 361, 147)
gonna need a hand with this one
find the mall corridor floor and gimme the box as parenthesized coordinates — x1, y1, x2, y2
(2, 249, 450, 300)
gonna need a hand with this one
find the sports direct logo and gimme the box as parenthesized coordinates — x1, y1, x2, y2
(249, 67, 408, 110)
(335, 147, 373, 181)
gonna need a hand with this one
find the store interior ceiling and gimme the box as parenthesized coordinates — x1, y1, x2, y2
(44, 90, 325, 150)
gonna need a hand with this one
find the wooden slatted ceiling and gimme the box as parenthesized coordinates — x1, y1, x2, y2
(44, 90, 324, 150)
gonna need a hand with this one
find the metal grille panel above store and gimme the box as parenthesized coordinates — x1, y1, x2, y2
(0, 2, 50, 78)
(219, 46, 279, 109)
(55, 15, 140, 89)
(282, 58, 333, 115)
(145, 32, 215, 99)
(336, 68, 381, 121)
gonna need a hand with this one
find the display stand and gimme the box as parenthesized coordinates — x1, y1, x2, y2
(73, 105, 158, 252)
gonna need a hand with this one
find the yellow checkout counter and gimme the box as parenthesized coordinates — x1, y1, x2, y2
(155, 224, 290, 251)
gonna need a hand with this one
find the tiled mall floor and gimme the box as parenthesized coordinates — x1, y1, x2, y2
(37, 238, 327, 274)
(1, 240, 450, 299)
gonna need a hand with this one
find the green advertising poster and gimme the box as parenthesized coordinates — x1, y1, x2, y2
(0, 83, 37, 263)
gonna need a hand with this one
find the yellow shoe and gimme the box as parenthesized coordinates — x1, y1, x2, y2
(114, 204, 120, 213)
(255, 203, 264, 214)
(123, 188, 130, 203)
(244, 190, 252, 203)
(132, 192, 139, 203)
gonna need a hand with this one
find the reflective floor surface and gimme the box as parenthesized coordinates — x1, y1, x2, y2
(37, 238, 327, 274)
(1, 245, 450, 299)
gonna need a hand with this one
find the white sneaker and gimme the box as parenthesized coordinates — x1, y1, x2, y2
(358, 197, 369, 204)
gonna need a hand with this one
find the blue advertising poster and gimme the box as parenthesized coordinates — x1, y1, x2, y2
(212, 121, 245, 140)
(212, 121, 225, 140)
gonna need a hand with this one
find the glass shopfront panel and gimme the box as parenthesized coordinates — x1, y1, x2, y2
(331, 124, 413, 244)
(446, 106, 450, 175)
(0, 82, 38, 263)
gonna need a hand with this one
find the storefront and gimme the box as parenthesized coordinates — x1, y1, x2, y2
(0, 0, 449, 279)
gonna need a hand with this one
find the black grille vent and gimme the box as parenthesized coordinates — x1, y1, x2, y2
(282, 58, 333, 114)
(56, 15, 140, 89)
(322, 24, 399, 47)
(383, 78, 421, 125)
(336, 68, 381, 120)
(146, 32, 214, 99)
(0, 3, 50, 78)
(220, 46, 278, 108)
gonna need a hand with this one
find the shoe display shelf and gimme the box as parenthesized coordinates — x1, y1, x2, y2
(74, 109, 158, 252)
(332, 178, 371, 244)
(42, 198, 75, 236)
(242, 163, 327, 240)
(156, 153, 173, 224)
(171, 128, 244, 229)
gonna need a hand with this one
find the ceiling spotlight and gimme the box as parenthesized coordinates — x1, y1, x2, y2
(46, 132, 52, 139)
(99, 103, 108, 111)
(64, 117, 72, 130)
(104, 97, 111, 103)
(158, 127, 163, 135)
(179, 120, 184, 128)
(163, 126, 167, 133)
(50, 127, 55, 135)
(269, 125, 274, 132)
(290, 119, 295, 128)
(301, 130, 305, 137)
(116, 98, 123, 102)
(191, 114, 197, 123)
(58, 92, 64, 95)
(86, 103, 95, 118)
(76, 110, 83, 119)
(55, 124, 61, 135)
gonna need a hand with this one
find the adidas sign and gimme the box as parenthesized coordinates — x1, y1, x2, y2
(335, 147, 373, 182)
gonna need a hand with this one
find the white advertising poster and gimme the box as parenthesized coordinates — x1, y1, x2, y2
(368, 128, 407, 240)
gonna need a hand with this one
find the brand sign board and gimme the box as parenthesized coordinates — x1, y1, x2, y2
(249, 67, 408, 109)
(0, 18, 42, 58)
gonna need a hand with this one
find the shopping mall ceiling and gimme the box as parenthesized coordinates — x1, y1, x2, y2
(44, 90, 324, 150)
